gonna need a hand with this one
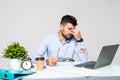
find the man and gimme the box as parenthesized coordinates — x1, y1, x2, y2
(32, 15, 88, 66)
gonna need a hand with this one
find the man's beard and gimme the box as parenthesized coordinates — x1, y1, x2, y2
(62, 32, 73, 40)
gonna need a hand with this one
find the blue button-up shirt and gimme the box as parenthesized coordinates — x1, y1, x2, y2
(32, 32, 88, 63)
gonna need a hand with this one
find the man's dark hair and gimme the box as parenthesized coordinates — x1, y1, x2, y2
(60, 15, 78, 26)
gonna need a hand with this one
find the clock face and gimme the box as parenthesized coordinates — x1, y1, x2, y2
(21, 60, 32, 70)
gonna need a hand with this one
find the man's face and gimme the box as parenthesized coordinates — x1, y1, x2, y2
(60, 23, 76, 39)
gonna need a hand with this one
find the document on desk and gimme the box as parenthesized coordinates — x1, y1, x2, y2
(42, 66, 100, 78)
(63, 66, 99, 78)
(72, 67, 100, 76)
(0, 68, 36, 80)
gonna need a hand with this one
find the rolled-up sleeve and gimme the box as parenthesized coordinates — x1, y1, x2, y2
(75, 41, 88, 63)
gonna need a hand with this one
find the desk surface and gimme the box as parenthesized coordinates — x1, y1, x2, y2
(22, 62, 120, 80)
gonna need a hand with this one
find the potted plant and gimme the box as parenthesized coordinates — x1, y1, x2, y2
(2, 41, 28, 69)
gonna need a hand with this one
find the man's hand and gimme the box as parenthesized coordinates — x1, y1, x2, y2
(71, 29, 82, 41)
(46, 57, 58, 66)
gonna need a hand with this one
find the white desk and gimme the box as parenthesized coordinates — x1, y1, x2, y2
(22, 62, 120, 80)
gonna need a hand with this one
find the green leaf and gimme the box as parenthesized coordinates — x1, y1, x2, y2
(2, 41, 27, 60)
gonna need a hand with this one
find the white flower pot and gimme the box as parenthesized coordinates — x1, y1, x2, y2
(10, 59, 20, 70)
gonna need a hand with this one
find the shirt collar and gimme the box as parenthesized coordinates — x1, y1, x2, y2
(56, 32, 72, 43)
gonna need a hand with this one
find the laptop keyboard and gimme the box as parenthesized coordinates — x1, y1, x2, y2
(74, 61, 96, 69)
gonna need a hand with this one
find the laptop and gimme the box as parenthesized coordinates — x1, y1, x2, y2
(74, 44, 119, 69)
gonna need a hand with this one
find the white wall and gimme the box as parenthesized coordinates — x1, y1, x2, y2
(0, 0, 120, 67)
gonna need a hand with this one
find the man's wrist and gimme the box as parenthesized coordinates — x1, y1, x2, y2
(76, 38, 83, 42)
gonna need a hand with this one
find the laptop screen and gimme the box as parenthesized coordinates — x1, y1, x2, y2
(94, 44, 119, 69)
